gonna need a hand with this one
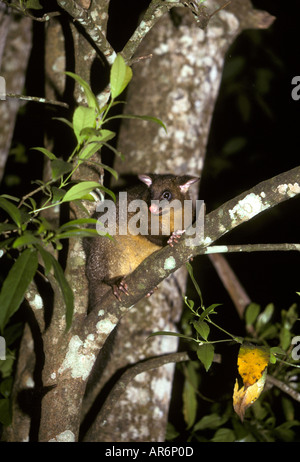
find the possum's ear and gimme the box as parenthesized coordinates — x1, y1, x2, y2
(138, 174, 153, 188)
(179, 177, 199, 194)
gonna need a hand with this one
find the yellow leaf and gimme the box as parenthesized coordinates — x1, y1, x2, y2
(233, 344, 269, 421)
(237, 343, 269, 387)
(233, 369, 267, 421)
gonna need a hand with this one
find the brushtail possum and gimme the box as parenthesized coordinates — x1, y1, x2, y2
(85, 174, 199, 307)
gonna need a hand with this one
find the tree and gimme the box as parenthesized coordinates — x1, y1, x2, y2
(0, 0, 299, 442)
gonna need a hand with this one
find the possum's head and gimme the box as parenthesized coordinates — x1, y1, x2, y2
(138, 174, 199, 234)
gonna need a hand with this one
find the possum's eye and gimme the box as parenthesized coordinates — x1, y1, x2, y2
(161, 190, 172, 201)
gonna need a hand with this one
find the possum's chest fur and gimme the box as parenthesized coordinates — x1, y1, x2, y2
(105, 234, 161, 280)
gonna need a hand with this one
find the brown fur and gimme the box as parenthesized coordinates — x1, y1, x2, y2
(84, 174, 198, 307)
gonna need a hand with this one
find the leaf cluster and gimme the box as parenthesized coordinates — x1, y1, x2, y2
(166, 270, 300, 441)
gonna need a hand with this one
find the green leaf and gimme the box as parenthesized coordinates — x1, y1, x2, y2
(0, 195, 19, 202)
(61, 181, 101, 203)
(280, 327, 291, 350)
(223, 136, 247, 155)
(0, 237, 14, 250)
(48, 255, 74, 330)
(183, 374, 197, 429)
(53, 117, 73, 130)
(259, 324, 278, 340)
(110, 54, 132, 99)
(108, 114, 167, 132)
(12, 232, 40, 249)
(98, 185, 116, 201)
(100, 141, 124, 160)
(186, 262, 203, 306)
(31, 147, 57, 160)
(55, 228, 99, 239)
(184, 297, 195, 312)
(0, 223, 16, 233)
(28, 197, 37, 211)
(36, 245, 53, 276)
(197, 343, 214, 371)
(73, 106, 97, 143)
(93, 163, 118, 181)
(26, 0, 42, 9)
(80, 128, 115, 141)
(198, 304, 221, 322)
(59, 218, 98, 230)
(0, 377, 13, 398)
(0, 353, 14, 379)
(211, 428, 236, 442)
(0, 249, 38, 331)
(51, 159, 73, 180)
(78, 141, 103, 162)
(79, 130, 116, 161)
(51, 186, 66, 203)
(245, 303, 260, 326)
(193, 321, 210, 340)
(0, 197, 22, 227)
(0, 399, 12, 426)
(256, 303, 274, 331)
(65, 72, 99, 110)
(194, 413, 228, 431)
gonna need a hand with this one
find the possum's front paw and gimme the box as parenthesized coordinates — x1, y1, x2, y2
(112, 278, 129, 301)
(167, 229, 185, 247)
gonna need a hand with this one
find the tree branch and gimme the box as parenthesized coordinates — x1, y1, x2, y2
(266, 374, 300, 403)
(206, 243, 300, 254)
(208, 253, 251, 321)
(85, 165, 300, 321)
(121, 0, 233, 63)
(56, 0, 116, 64)
(91, 350, 221, 432)
(121, 0, 182, 63)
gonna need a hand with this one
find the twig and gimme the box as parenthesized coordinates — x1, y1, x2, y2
(0, 0, 60, 21)
(266, 375, 300, 403)
(208, 253, 251, 321)
(206, 243, 300, 254)
(6, 93, 69, 108)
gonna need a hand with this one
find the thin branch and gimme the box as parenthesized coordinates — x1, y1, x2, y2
(0, 0, 60, 21)
(208, 253, 251, 321)
(266, 375, 300, 403)
(6, 93, 68, 108)
(206, 243, 300, 254)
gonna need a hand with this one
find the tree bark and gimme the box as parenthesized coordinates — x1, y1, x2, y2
(0, 5, 32, 182)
